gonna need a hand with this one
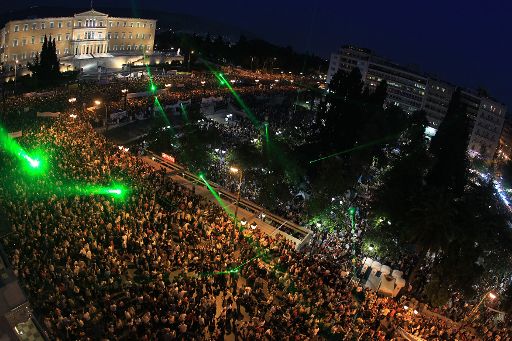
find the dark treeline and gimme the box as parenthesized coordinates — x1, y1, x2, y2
(155, 31, 327, 74)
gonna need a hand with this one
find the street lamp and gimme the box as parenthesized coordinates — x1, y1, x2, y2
(188, 50, 195, 71)
(201, 80, 206, 94)
(95, 100, 108, 131)
(229, 166, 244, 239)
(68, 97, 77, 103)
(458, 290, 497, 333)
(121, 89, 128, 111)
(14, 59, 18, 92)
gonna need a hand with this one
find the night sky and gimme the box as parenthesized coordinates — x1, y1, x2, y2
(4, 0, 512, 108)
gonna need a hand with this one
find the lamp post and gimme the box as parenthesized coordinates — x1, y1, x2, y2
(121, 89, 128, 111)
(229, 166, 243, 239)
(201, 80, 206, 95)
(457, 291, 497, 333)
(14, 59, 18, 93)
(95, 100, 108, 131)
(188, 50, 194, 71)
(469, 291, 497, 318)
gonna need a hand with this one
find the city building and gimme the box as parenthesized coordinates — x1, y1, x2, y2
(498, 116, 512, 161)
(0, 9, 156, 67)
(468, 97, 507, 160)
(327, 46, 428, 115)
(327, 45, 507, 161)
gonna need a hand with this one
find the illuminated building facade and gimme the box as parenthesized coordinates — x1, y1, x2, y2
(0, 9, 156, 65)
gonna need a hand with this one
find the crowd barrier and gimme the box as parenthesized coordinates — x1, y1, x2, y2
(147, 151, 313, 250)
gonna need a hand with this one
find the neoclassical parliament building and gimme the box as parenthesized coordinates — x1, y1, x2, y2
(0, 9, 156, 66)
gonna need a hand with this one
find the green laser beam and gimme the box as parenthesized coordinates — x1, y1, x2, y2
(309, 133, 401, 164)
(0, 125, 46, 174)
(199, 174, 234, 217)
(179, 103, 189, 123)
(200, 59, 261, 127)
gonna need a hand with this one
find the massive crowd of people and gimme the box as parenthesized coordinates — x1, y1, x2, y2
(0, 73, 510, 340)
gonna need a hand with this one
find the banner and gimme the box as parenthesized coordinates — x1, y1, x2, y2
(37, 112, 60, 118)
(8, 131, 22, 138)
(110, 111, 127, 120)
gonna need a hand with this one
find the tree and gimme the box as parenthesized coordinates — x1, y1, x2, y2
(28, 35, 61, 85)
(501, 160, 512, 188)
(428, 88, 469, 196)
(370, 79, 387, 108)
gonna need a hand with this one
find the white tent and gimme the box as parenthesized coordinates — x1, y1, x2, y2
(365, 273, 381, 291)
(379, 275, 395, 296)
(392, 269, 403, 279)
(381, 265, 391, 276)
(370, 261, 382, 275)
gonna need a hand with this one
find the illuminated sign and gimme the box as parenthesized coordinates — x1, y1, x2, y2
(162, 153, 175, 163)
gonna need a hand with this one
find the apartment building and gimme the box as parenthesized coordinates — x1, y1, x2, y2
(327, 45, 507, 161)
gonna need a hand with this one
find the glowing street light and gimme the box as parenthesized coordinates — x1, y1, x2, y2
(255, 79, 260, 83)
(200, 80, 206, 86)
(230, 165, 244, 238)
(121, 89, 129, 110)
(68, 97, 77, 103)
(94, 100, 101, 106)
(488, 292, 497, 300)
